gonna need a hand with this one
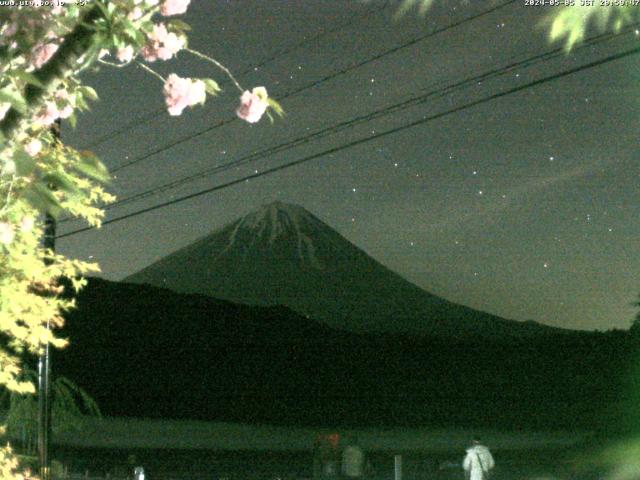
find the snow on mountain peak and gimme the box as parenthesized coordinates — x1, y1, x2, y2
(225, 201, 323, 267)
(244, 202, 310, 233)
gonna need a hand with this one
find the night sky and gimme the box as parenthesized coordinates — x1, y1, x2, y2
(57, 0, 640, 332)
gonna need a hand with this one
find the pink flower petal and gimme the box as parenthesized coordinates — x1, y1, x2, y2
(163, 74, 205, 116)
(236, 89, 268, 123)
(25, 139, 42, 157)
(32, 43, 58, 69)
(160, 0, 191, 16)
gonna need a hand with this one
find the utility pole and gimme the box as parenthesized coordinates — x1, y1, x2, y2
(37, 212, 53, 480)
(38, 119, 59, 480)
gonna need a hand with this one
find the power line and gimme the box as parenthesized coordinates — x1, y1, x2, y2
(80, 1, 391, 151)
(279, 0, 519, 99)
(57, 44, 640, 240)
(61, 3, 547, 227)
(107, 0, 518, 174)
(62, 26, 632, 219)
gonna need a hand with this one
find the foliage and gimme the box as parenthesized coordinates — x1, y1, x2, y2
(394, 0, 437, 18)
(0, 445, 35, 480)
(0, 1, 281, 478)
(0, 369, 101, 454)
(545, 5, 639, 52)
(400, 1, 639, 52)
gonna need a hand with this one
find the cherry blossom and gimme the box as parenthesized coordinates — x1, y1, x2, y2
(54, 90, 74, 119)
(236, 87, 269, 123)
(161, 0, 191, 16)
(31, 43, 58, 69)
(116, 46, 135, 63)
(141, 24, 184, 62)
(33, 103, 59, 127)
(163, 74, 206, 116)
(25, 139, 42, 157)
(32, 89, 75, 128)
(128, 7, 144, 21)
(0, 5, 261, 474)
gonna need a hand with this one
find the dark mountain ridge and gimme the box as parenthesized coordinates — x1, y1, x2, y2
(57, 278, 637, 431)
(125, 201, 566, 338)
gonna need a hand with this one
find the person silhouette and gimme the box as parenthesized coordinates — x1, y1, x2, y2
(462, 437, 494, 480)
(341, 436, 364, 479)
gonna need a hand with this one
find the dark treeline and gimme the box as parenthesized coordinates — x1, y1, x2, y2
(57, 278, 640, 432)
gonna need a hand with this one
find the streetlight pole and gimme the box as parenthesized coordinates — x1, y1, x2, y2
(38, 120, 59, 480)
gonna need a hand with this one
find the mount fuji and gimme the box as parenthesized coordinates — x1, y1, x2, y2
(125, 201, 564, 337)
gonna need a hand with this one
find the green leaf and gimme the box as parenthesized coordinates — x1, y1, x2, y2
(167, 19, 191, 32)
(0, 88, 27, 114)
(123, 29, 140, 47)
(74, 152, 110, 183)
(121, 19, 146, 45)
(113, 35, 124, 49)
(393, 0, 434, 19)
(14, 150, 36, 176)
(13, 71, 45, 89)
(67, 113, 78, 129)
(417, 0, 434, 16)
(70, 277, 86, 293)
(546, 5, 636, 52)
(140, 20, 155, 34)
(203, 78, 221, 96)
(23, 183, 61, 217)
(75, 97, 88, 111)
(42, 171, 80, 195)
(109, 32, 120, 49)
(93, 1, 112, 22)
(67, 3, 79, 19)
(267, 98, 285, 118)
